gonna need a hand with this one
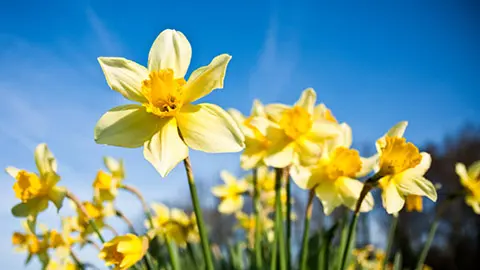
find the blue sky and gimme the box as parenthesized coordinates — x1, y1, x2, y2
(0, 1, 479, 268)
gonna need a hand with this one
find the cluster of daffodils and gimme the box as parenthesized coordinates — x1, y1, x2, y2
(7, 28, 480, 270)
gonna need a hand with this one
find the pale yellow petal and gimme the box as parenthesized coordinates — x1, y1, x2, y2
(177, 103, 244, 153)
(218, 196, 244, 214)
(151, 203, 170, 218)
(337, 177, 374, 213)
(306, 121, 342, 143)
(396, 175, 437, 202)
(95, 104, 162, 148)
(455, 163, 470, 186)
(356, 154, 379, 178)
(467, 160, 480, 180)
(34, 143, 57, 176)
(264, 104, 290, 123)
(220, 170, 237, 185)
(294, 88, 316, 114)
(382, 180, 405, 214)
(143, 118, 188, 177)
(289, 165, 313, 190)
(251, 99, 266, 117)
(403, 152, 431, 177)
(465, 197, 480, 214)
(148, 29, 192, 77)
(183, 54, 231, 103)
(264, 141, 295, 168)
(240, 140, 267, 170)
(5, 166, 21, 178)
(97, 57, 148, 103)
(315, 182, 342, 215)
(211, 186, 230, 197)
(376, 121, 408, 152)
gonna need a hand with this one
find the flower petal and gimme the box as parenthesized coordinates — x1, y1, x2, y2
(183, 54, 232, 103)
(143, 118, 188, 177)
(306, 121, 342, 143)
(403, 152, 431, 177)
(357, 154, 379, 178)
(290, 165, 314, 190)
(148, 29, 192, 77)
(382, 181, 405, 214)
(48, 186, 66, 212)
(240, 139, 267, 170)
(34, 143, 57, 176)
(376, 121, 408, 152)
(315, 182, 342, 215)
(251, 99, 266, 117)
(467, 160, 480, 180)
(5, 166, 21, 178)
(220, 170, 237, 185)
(95, 104, 162, 148)
(264, 141, 295, 168)
(337, 177, 374, 213)
(396, 175, 437, 202)
(294, 88, 316, 114)
(455, 162, 470, 185)
(98, 57, 148, 103)
(264, 104, 290, 123)
(177, 103, 244, 153)
(218, 196, 244, 214)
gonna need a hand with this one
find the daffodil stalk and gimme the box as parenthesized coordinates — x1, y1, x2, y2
(104, 224, 119, 236)
(70, 249, 84, 269)
(285, 174, 292, 268)
(300, 189, 315, 270)
(65, 191, 105, 243)
(183, 156, 214, 270)
(274, 167, 287, 270)
(252, 168, 263, 269)
(383, 214, 398, 269)
(86, 239, 101, 251)
(115, 209, 136, 234)
(166, 238, 179, 270)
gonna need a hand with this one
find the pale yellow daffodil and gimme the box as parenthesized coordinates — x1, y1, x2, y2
(6, 144, 66, 231)
(251, 88, 341, 168)
(211, 171, 248, 214)
(455, 161, 480, 214)
(229, 100, 271, 170)
(99, 233, 149, 270)
(93, 157, 125, 202)
(12, 221, 50, 266)
(374, 121, 437, 214)
(291, 123, 375, 215)
(95, 29, 244, 177)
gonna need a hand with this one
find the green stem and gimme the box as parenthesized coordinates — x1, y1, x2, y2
(166, 238, 179, 270)
(183, 157, 214, 270)
(274, 168, 287, 270)
(285, 174, 292, 269)
(270, 228, 278, 270)
(415, 219, 439, 270)
(252, 168, 263, 269)
(300, 189, 315, 270)
(187, 243, 198, 267)
(65, 191, 105, 243)
(383, 214, 398, 269)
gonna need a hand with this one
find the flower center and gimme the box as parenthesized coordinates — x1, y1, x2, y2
(93, 170, 114, 190)
(141, 69, 186, 117)
(325, 147, 362, 180)
(103, 244, 125, 265)
(13, 171, 44, 202)
(379, 137, 422, 175)
(12, 232, 27, 246)
(48, 230, 66, 248)
(279, 106, 312, 139)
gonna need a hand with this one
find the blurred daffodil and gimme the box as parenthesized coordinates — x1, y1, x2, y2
(236, 211, 274, 247)
(374, 122, 437, 214)
(250, 88, 341, 168)
(211, 171, 248, 214)
(291, 123, 375, 215)
(12, 221, 49, 266)
(405, 195, 423, 212)
(6, 144, 66, 230)
(95, 29, 244, 177)
(73, 201, 113, 239)
(46, 260, 79, 270)
(99, 233, 149, 270)
(455, 161, 480, 213)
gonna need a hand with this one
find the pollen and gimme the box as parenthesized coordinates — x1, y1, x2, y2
(279, 106, 312, 139)
(325, 147, 362, 180)
(379, 137, 422, 176)
(141, 69, 186, 117)
(13, 170, 43, 202)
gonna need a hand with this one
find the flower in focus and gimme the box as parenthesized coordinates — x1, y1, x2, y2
(250, 88, 341, 168)
(99, 234, 149, 270)
(455, 161, 480, 213)
(6, 144, 66, 230)
(374, 122, 437, 214)
(95, 29, 244, 177)
(291, 124, 375, 215)
(229, 100, 271, 170)
(405, 195, 423, 212)
(211, 171, 248, 214)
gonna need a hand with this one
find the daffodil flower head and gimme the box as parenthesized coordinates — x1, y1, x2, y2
(95, 29, 244, 177)
(455, 161, 480, 214)
(374, 121, 437, 214)
(6, 144, 66, 232)
(405, 195, 423, 212)
(93, 170, 118, 202)
(235, 212, 274, 246)
(211, 171, 248, 214)
(99, 234, 149, 270)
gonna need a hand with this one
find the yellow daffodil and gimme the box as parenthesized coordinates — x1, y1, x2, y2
(6, 144, 66, 230)
(12, 221, 49, 266)
(211, 171, 248, 214)
(95, 29, 244, 177)
(455, 161, 480, 213)
(99, 234, 149, 270)
(250, 88, 341, 168)
(93, 170, 118, 202)
(350, 245, 385, 270)
(46, 260, 79, 270)
(229, 100, 271, 170)
(374, 122, 437, 214)
(291, 123, 375, 215)
(73, 201, 113, 239)
(235, 211, 274, 246)
(405, 195, 423, 212)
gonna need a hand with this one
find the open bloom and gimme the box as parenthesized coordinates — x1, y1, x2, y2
(229, 100, 271, 170)
(291, 123, 375, 215)
(12, 221, 50, 266)
(99, 234, 149, 270)
(93, 157, 125, 202)
(6, 144, 66, 229)
(455, 161, 480, 214)
(251, 88, 341, 168)
(211, 171, 248, 214)
(375, 122, 437, 214)
(95, 29, 244, 177)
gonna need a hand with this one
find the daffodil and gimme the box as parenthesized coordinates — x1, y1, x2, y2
(93, 170, 118, 202)
(229, 100, 271, 169)
(99, 233, 149, 270)
(73, 201, 113, 239)
(455, 161, 480, 213)
(250, 88, 341, 168)
(211, 171, 248, 214)
(291, 123, 375, 215)
(349, 245, 385, 270)
(6, 144, 66, 230)
(95, 29, 244, 177)
(12, 221, 49, 266)
(235, 211, 274, 246)
(374, 121, 437, 214)
(46, 260, 79, 270)
(405, 195, 423, 212)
